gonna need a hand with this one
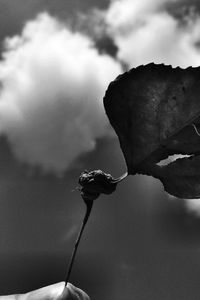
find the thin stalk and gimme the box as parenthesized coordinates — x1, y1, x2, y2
(192, 123, 200, 137)
(64, 200, 93, 287)
(111, 172, 128, 183)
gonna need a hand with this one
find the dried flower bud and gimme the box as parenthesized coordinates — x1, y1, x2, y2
(78, 170, 119, 202)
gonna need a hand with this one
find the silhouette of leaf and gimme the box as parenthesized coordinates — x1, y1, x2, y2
(104, 63, 200, 199)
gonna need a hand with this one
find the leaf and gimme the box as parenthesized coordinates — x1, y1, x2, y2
(103, 63, 200, 199)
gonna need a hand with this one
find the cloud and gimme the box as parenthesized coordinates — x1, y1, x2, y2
(168, 194, 200, 217)
(0, 13, 122, 175)
(184, 199, 200, 217)
(103, 0, 200, 68)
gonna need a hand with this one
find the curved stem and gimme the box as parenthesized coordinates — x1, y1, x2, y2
(111, 172, 128, 183)
(192, 123, 200, 137)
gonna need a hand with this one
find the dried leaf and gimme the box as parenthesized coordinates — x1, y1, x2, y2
(103, 63, 200, 199)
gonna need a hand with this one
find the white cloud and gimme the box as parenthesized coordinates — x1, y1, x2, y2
(184, 199, 200, 217)
(104, 0, 200, 68)
(169, 195, 200, 218)
(0, 13, 122, 175)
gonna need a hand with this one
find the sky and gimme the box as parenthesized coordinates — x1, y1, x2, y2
(1, 0, 200, 299)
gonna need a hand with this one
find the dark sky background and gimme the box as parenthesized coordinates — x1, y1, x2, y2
(1, 1, 200, 300)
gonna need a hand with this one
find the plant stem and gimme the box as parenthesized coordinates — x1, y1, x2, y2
(64, 200, 93, 286)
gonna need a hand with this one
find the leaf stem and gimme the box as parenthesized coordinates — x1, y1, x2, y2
(192, 123, 200, 137)
(111, 172, 128, 183)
